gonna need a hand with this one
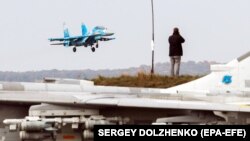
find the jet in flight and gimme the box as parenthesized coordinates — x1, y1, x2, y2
(48, 23, 115, 52)
(1, 51, 250, 140)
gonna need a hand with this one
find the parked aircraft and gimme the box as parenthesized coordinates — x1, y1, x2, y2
(1, 51, 250, 140)
(48, 23, 115, 52)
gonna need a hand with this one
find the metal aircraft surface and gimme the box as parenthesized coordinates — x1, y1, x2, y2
(1, 51, 250, 140)
(48, 23, 115, 52)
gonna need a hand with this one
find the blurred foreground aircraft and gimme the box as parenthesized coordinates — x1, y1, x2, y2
(49, 23, 115, 52)
(1, 51, 250, 140)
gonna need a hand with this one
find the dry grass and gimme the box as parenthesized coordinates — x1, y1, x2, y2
(92, 72, 200, 88)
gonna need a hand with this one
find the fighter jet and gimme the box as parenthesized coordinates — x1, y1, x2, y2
(48, 23, 115, 52)
(1, 51, 250, 140)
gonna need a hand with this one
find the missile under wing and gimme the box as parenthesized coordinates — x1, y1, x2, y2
(1, 52, 250, 140)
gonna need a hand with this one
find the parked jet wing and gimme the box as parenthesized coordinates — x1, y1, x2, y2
(1, 90, 250, 113)
(79, 96, 250, 112)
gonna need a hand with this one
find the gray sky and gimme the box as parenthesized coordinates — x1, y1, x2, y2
(0, 0, 250, 71)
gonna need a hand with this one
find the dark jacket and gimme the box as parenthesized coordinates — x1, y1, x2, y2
(168, 34, 185, 56)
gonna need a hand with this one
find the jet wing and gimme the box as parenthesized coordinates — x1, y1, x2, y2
(66, 35, 85, 41)
(1, 91, 250, 113)
(50, 43, 64, 45)
(48, 35, 86, 42)
(48, 33, 104, 43)
(77, 96, 250, 113)
(63, 34, 103, 40)
(0, 91, 83, 104)
(48, 37, 66, 42)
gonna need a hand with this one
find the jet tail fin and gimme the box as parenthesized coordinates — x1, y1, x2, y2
(63, 23, 70, 38)
(165, 51, 250, 95)
(81, 23, 88, 36)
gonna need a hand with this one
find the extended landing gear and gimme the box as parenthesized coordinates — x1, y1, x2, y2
(90, 42, 98, 52)
(96, 42, 99, 48)
(73, 47, 77, 52)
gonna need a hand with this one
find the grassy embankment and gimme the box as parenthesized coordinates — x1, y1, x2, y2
(92, 72, 200, 88)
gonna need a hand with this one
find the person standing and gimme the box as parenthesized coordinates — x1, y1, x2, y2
(168, 27, 185, 77)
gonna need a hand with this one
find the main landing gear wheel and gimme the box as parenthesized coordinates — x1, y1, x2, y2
(91, 47, 95, 52)
(73, 47, 77, 52)
(96, 43, 99, 48)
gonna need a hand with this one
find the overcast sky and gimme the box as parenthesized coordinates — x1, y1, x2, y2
(0, 0, 250, 71)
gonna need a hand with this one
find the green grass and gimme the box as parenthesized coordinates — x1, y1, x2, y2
(92, 72, 200, 88)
